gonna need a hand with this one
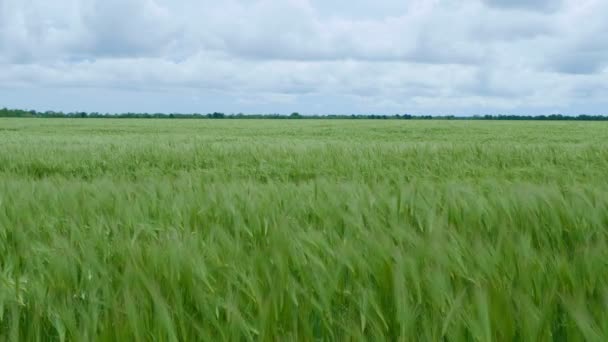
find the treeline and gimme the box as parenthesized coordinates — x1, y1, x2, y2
(1, 108, 607, 120)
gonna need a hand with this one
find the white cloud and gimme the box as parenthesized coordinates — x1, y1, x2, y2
(0, 0, 607, 114)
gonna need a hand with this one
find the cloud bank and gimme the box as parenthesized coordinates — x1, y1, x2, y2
(0, 0, 607, 114)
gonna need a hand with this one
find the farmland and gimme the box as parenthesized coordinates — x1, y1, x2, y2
(1, 118, 608, 340)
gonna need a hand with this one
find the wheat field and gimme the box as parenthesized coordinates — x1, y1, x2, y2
(1, 118, 607, 340)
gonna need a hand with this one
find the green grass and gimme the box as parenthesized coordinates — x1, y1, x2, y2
(1, 118, 608, 341)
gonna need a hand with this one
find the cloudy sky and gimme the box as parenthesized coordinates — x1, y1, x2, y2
(0, 0, 607, 115)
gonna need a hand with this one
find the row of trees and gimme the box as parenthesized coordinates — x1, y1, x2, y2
(1, 108, 607, 121)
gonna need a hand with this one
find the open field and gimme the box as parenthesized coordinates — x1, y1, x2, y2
(1, 118, 608, 340)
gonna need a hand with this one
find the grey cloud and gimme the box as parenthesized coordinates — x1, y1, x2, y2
(551, 49, 608, 75)
(78, 0, 178, 58)
(571, 82, 608, 100)
(473, 12, 555, 41)
(200, 2, 485, 64)
(543, 1, 608, 74)
(0, 0, 179, 63)
(482, 0, 562, 12)
(0, 0, 541, 65)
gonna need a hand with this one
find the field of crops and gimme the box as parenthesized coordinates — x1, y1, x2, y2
(1, 118, 608, 340)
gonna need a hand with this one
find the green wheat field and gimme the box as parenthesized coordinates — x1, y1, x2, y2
(1, 118, 608, 341)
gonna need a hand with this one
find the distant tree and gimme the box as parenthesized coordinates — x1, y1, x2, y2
(211, 112, 225, 119)
(0, 107, 606, 120)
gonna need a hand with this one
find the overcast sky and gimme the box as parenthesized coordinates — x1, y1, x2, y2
(1, 0, 607, 115)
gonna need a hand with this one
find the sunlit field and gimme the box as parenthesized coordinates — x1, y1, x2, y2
(1, 118, 608, 340)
